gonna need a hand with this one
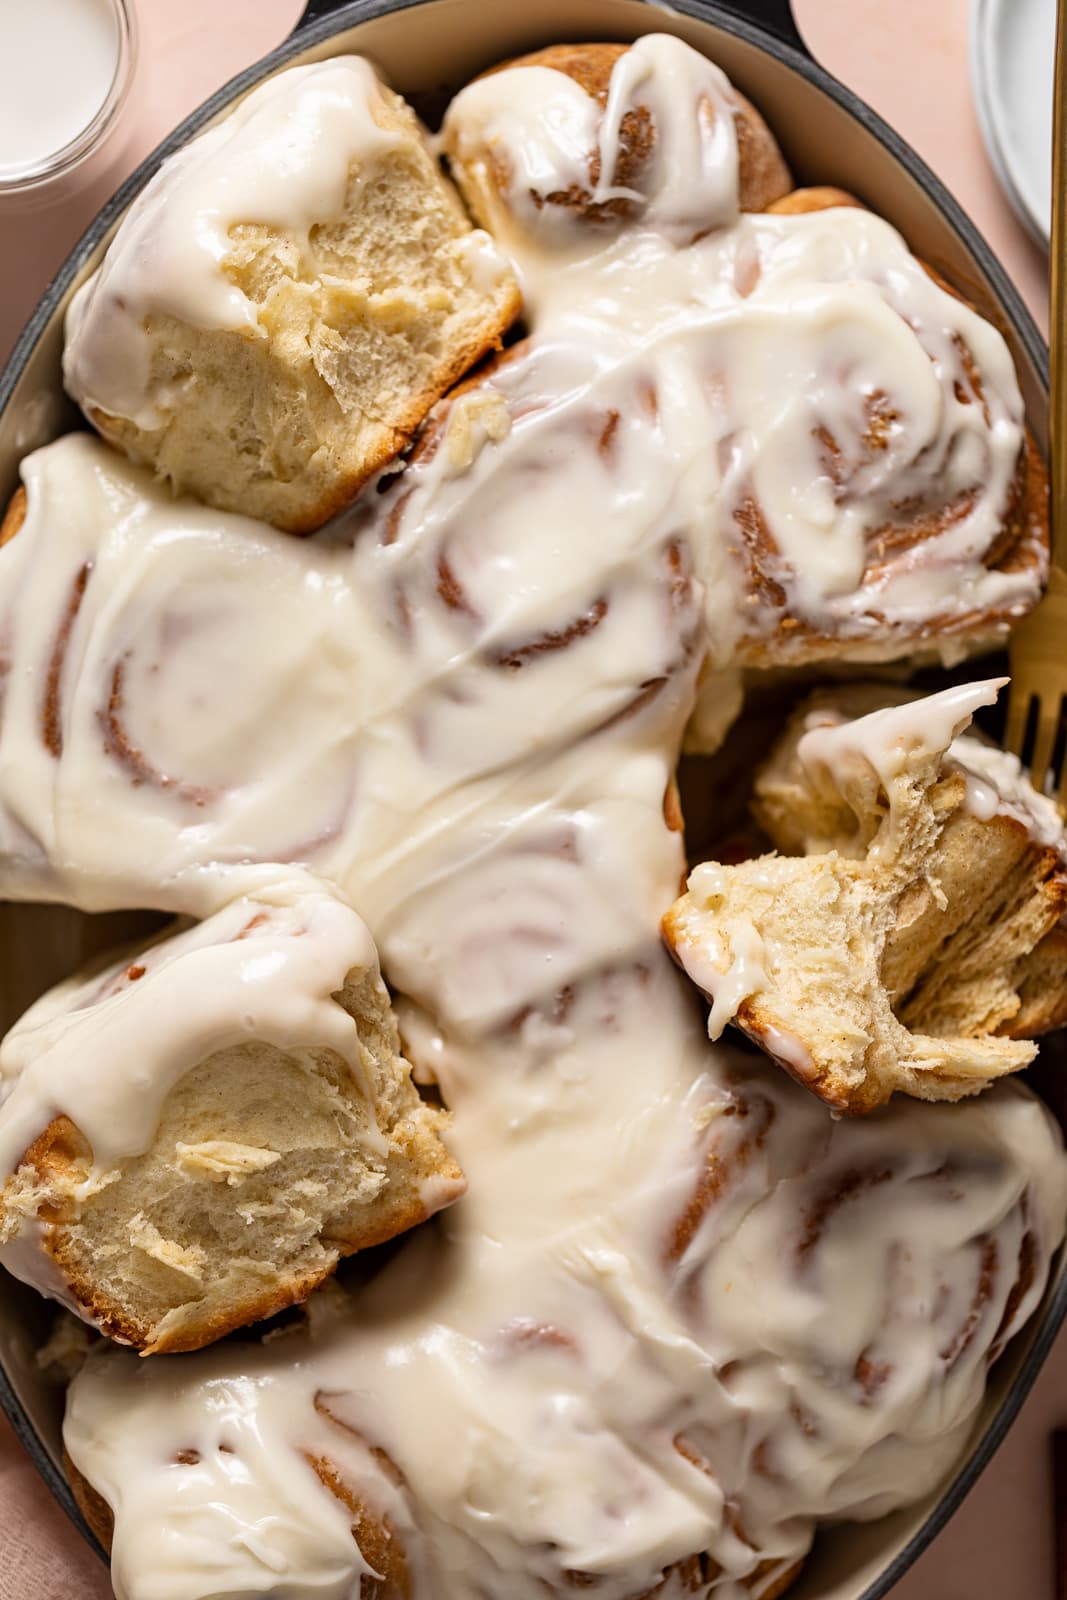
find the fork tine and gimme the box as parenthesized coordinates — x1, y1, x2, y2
(1004, 684, 1033, 762)
(1030, 695, 1062, 794)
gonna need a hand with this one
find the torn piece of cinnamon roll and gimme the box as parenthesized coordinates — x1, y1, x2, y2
(664, 681, 1067, 1112)
(62, 57, 520, 534)
(0, 870, 463, 1353)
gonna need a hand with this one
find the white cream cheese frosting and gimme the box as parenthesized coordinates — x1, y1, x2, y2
(439, 34, 742, 248)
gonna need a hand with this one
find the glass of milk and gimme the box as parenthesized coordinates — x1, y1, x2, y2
(0, 0, 138, 193)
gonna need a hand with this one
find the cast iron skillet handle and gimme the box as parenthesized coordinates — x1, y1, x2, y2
(295, 0, 811, 57)
(702, 0, 808, 53)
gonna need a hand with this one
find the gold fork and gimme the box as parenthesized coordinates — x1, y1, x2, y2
(1005, 0, 1067, 813)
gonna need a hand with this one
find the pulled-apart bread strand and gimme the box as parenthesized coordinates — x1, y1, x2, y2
(665, 681, 1067, 1112)
(0, 871, 463, 1353)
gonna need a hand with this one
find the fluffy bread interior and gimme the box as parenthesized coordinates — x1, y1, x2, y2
(72, 75, 521, 533)
(1, 967, 463, 1354)
(664, 689, 1067, 1112)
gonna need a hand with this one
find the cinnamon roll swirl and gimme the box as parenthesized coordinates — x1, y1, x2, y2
(439, 36, 1047, 674)
(441, 37, 792, 249)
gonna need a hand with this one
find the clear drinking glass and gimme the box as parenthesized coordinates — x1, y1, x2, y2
(0, 0, 139, 196)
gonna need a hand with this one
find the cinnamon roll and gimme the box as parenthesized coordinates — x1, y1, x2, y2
(62, 58, 521, 534)
(0, 425, 704, 918)
(439, 38, 1047, 673)
(0, 871, 462, 1354)
(441, 37, 792, 250)
(665, 681, 1067, 1111)
(657, 1064, 1065, 1525)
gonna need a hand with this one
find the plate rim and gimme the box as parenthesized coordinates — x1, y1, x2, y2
(970, 0, 1051, 247)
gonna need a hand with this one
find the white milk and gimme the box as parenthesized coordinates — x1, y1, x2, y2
(0, 0, 120, 178)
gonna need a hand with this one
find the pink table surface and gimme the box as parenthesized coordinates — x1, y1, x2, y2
(0, 1, 1060, 1596)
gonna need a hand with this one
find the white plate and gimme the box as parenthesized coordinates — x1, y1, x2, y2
(971, 0, 1053, 246)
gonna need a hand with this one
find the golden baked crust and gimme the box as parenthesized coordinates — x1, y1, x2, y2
(65, 1447, 113, 1552)
(764, 185, 865, 216)
(306, 1405, 415, 1600)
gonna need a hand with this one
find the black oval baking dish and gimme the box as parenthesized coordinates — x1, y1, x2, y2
(0, 3, 1058, 1596)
